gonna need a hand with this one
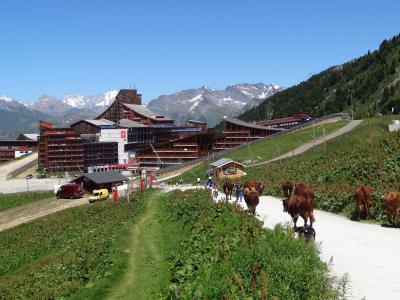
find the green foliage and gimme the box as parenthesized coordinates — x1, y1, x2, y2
(245, 116, 400, 223)
(0, 190, 54, 212)
(0, 193, 146, 299)
(161, 189, 341, 299)
(239, 34, 400, 122)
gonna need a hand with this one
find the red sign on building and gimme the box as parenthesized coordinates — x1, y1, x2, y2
(120, 130, 126, 139)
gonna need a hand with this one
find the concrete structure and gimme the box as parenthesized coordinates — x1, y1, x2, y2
(99, 128, 128, 164)
(257, 113, 311, 128)
(213, 118, 284, 151)
(0, 140, 37, 162)
(38, 121, 84, 172)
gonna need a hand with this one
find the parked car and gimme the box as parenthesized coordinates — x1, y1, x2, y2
(56, 183, 84, 199)
(50, 175, 58, 179)
(89, 189, 109, 203)
(37, 174, 47, 179)
(25, 174, 33, 180)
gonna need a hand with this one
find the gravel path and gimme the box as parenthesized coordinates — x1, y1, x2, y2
(165, 185, 400, 300)
(222, 194, 400, 300)
(251, 119, 363, 166)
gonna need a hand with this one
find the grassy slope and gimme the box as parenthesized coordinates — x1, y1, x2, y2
(177, 119, 348, 184)
(161, 189, 343, 299)
(244, 115, 400, 220)
(103, 191, 185, 300)
(0, 195, 145, 299)
(0, 191, 54, 212)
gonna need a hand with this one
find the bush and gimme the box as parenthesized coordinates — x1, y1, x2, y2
(161, 189, 341, 299)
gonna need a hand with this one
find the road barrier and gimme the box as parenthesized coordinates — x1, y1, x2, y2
(6, 158, 37, 180)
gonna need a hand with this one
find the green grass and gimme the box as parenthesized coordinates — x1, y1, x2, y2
(0, 191, 54, 212)
(103, 191, 186, 300)
(160, 189, 344, 299)
(243, 115, 400, 222)
(0, 194, 145, 299)
(177, 119, 348, 184)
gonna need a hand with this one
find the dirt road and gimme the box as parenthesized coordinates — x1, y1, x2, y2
(0, 196, 88, 232)
(164, 186, 400, 300)
(228, 195, 400, 300)
(251, 119, 363, 166)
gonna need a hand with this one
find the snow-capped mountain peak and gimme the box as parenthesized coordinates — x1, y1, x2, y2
(147, 83, 283, 126)
(0, 95, 13, 102)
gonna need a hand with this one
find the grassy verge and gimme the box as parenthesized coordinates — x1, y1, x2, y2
(103, 191, 186, 300)
(176, 119, 348, 184)
(244, 115, 400, 222)
(160, 189, 344, 299)
(0, 193, 146, 299)
(0, 191, 54, 212)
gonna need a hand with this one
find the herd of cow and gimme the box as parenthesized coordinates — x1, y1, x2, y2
(222, 180, 400, 237)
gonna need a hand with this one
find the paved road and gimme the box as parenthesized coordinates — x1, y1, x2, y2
(250, 119, 363, 166)
(0, 152, 38, 180)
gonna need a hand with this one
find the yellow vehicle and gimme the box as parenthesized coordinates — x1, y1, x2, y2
(89, 189, 109, 203)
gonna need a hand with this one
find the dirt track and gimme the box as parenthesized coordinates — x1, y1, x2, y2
(0, 196, 88, 232)
(164, 186, 400, 300)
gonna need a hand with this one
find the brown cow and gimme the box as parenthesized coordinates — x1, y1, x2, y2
(352, 186, 373, 221)
(223, 181, 234, 201)
(244, 181, 265, 195)
(282, 181, 294, 198)
(282, 181, 294, 212)
(287, 194, 315, 229)
(294, 183, 315, 204)
(244, 190, 259, 215)
(384, 191, 400, 225)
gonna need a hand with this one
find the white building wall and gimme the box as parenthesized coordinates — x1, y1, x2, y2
(99, 129, 128, 164)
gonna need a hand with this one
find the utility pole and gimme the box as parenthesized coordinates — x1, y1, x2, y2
(323, 128, 326, 151)
(312, 120, 316, 150)
(368, 112, 372, 144)
(349, 89, 354, 121)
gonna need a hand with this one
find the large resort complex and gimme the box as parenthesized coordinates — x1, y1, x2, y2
(0, 89, 311, 173)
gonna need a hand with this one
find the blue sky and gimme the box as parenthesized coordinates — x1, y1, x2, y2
(0, 0, 399, 103)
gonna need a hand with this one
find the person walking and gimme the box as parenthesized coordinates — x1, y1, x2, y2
(235, 182, 243, 203)
(205, 176, 213, 190)
(212, 182, 219, 199)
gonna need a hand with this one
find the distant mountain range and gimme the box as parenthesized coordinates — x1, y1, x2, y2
(147, 83, 282, 126)
(0, 91, 119, 139)
(0, 83, 282, 139)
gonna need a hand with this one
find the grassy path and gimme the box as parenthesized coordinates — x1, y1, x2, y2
(106, 191, 175, 299)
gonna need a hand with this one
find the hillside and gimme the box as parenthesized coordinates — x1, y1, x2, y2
(245, 115, 400, 223)
(240, 34, 400, 122)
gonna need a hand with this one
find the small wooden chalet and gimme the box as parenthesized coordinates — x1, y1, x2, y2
(208, 158, 246, 179)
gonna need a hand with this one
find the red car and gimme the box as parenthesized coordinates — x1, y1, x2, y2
(56, 183, 84, 199)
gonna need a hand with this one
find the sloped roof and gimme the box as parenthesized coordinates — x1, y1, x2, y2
(74, 170, 127, 184)
(22, 133, 39, 141)
(71, 119, 115, 127)
(122, 103, 173, 122)
(118, 118, 148, 128)
(225, 118, 285, 131)
(209, 158, 244, 168)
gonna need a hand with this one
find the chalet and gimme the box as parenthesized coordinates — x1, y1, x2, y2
(207, 158, 246, 179)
